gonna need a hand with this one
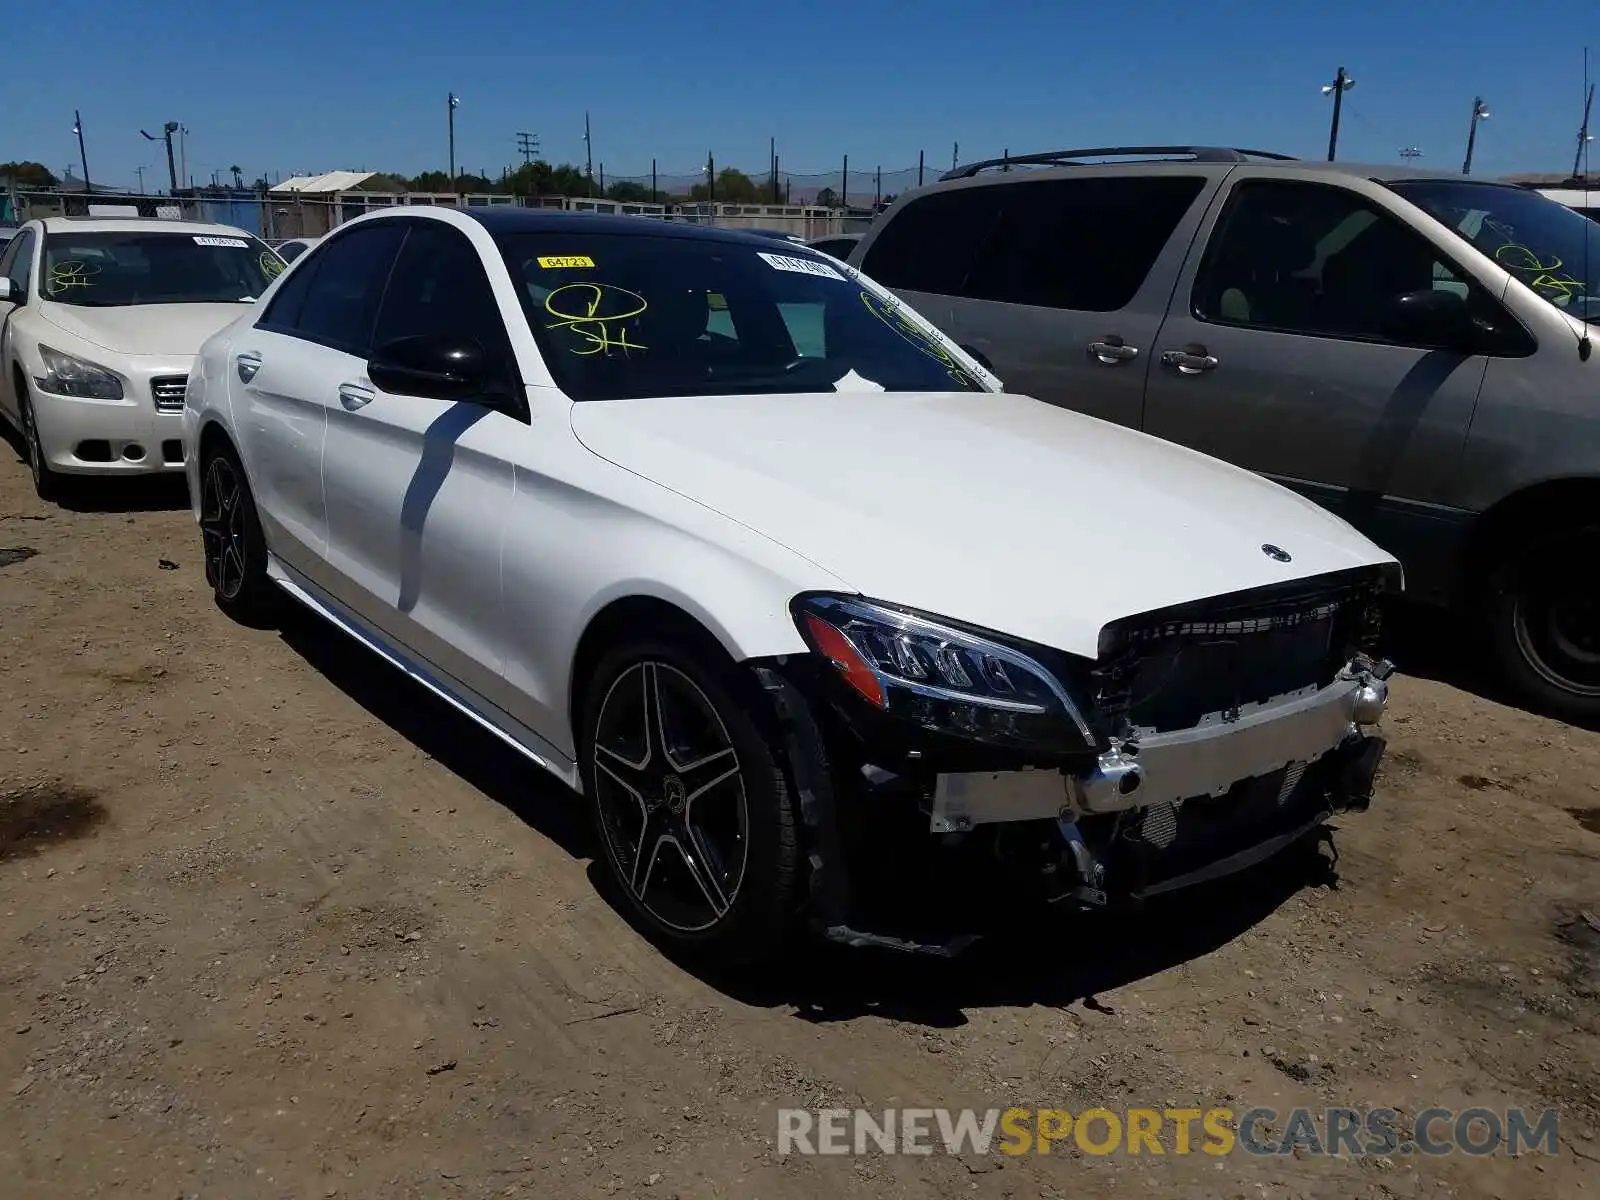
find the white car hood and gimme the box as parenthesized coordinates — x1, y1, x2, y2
(571, 391, 1397, 658)
(41, 302, 254, 357)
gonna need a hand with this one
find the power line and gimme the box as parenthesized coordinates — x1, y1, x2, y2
(516, 131, 539, 166)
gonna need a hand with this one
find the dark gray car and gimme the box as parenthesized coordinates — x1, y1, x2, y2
(851, 147, 1600, 721)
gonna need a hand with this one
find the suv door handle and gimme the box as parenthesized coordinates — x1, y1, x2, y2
(236, 351, 262, 383)
(337, 382, 376, 410)
(1160, 346, 1219, 374)
(1087, 338, 1139, 365)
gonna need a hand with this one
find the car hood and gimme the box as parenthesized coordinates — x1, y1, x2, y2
(571, 391, 1398, 658)
(40, 302, 255, 357)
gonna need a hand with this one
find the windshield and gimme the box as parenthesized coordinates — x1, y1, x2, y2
(1389, 180, 1600, 322)
(494, 231, 990, 401)
(42, 230, 282, 307)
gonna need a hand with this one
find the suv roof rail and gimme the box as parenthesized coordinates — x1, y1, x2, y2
(939, 146, 1297, 181)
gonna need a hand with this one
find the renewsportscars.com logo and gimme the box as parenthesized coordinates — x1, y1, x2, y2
(777, 1106, 1563, 1158)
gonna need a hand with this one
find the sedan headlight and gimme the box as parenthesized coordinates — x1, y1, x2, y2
(792, 594, 1098, 753)
(37, 345, 124, 400)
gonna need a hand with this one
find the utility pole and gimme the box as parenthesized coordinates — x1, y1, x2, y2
(918, 149, 925, 188)
(841, 154, 848, 209)
(1322, 66, 1355, 161)
(1574, 83, 1595, 180)
(134, 165, 146, 194)
(448, 93, 460, 186)
(874, 164, 881, 208)
(599, 163, 605, 193)
(72, 110, 91, 193)
(1399, 146, 1423, 164)
(1462, 96, 1490, 175)
(179, 125, 189, 189)
(583, 112, 594, 196)
(706, 151, 715, 203)
(952, 142, 958, 171)
(651, 157, 657, 206)
(141, 122, 180, 194)
(516, 131, 539, 166)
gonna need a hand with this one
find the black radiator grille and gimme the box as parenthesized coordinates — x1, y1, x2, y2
(1091, 566, 1389, 738)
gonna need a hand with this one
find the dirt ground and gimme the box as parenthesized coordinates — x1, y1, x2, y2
(1, 451, 1598, 1200)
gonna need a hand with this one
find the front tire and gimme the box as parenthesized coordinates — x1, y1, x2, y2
(18, 389, 63, 503)
(580, 635, 803, 963)
(1488, 526, 1600, 723)
(199, 441, 278, 625)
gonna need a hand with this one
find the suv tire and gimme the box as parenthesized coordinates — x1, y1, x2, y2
(1488, 526, 1600, 723)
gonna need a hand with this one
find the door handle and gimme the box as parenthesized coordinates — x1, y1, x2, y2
(1088, 339, 1140, 365)
(337, 382, 376, 410)
(236, 351, 263, 384)
(1160, 346, 1219, 375)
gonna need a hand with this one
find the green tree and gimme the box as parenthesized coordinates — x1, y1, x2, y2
(814, 186, 838, 208)
(605, 180, 653, 203)
(690, 168, 762, 204)
(0, 161, 59, 188)
(409, 170, 451, 192)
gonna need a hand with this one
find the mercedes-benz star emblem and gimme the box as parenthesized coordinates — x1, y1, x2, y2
(1261, 543, 1293, 563)
(663, 774, 687, 816)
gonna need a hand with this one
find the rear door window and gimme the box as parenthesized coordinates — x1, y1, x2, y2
(960, 176, 1206, 311)
(267, 222, 406, 355)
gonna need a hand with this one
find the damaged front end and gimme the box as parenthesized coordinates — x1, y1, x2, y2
(756, 565, 1398, 955)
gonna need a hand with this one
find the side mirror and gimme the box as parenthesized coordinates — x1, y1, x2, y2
(0, 277, 18, 304)
(1379, 288, 1477, 352)
(368, 334, 496, 402)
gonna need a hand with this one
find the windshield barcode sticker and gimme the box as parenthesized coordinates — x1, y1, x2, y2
(757, 252, 845, 281)
(194, 236, 248, 248)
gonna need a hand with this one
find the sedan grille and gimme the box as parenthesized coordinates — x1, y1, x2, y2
(1091, 566, 1390, 738)
(151, 376, 188, 413)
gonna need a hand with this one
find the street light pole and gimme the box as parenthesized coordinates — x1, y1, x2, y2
(1462, 96, 1490, 175)
(584, 112, 594, 196)
(448, 93, 460, 187)
(72, 111, 91, 192)
(1322, 66, 1355, 161)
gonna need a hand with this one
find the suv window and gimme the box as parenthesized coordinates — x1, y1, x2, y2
(859, 186, 1003, 295)
(265, 221, 405, 354)
(962, 176, 1206, 311)
(1194, 179, 1525, 350)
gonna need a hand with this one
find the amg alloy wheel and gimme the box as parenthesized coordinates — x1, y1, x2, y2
(199, 444, 277, 624)
(582, 639, 801, 959)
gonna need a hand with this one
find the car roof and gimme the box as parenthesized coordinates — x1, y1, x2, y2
(938, 147, 1493, 188)
(456, 206, 823, 250)
(38, 215, 262, 237)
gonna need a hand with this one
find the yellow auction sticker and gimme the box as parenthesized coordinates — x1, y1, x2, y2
(537, 255, 596, 269)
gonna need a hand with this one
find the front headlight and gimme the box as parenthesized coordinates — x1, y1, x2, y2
(37, 345, 125, 400)
(792, 594, 1098, 753)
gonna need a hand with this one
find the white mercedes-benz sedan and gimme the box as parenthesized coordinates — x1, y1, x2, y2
(182, 206, 1400, 961)
(0, 216, 284, 500)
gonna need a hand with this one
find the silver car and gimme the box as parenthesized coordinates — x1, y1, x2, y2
(852, 146, 1600, 722)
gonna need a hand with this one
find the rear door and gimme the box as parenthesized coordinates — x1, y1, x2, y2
(856, 169, 1221, 428)
(232, 220, 406, 582)
(1141, 173, 1522, 596)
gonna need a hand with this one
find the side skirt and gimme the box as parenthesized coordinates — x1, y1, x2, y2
(267, 555, 583, 793)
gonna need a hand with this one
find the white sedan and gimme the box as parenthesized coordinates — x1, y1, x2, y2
(182, 206, 1399, 961)
(0, 216, 284, 499)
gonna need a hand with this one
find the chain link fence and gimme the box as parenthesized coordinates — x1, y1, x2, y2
(5, 159, 940, 245)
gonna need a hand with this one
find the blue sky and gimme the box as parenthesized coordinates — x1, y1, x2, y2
(6, 0, 1597, 191)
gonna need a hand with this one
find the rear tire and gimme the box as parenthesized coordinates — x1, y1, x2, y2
(1487, 526, 1600, 724)
(199, 441, 278, 626)
(579, 633, 803, 964)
